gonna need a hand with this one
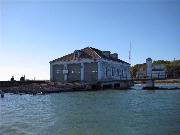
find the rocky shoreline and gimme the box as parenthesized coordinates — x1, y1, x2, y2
(0, 82, 92, 95)
(1, 81, 179, 95)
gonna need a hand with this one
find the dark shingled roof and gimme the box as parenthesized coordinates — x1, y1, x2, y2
(50, 47, 130, 65)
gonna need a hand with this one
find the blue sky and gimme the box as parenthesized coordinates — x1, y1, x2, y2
(0, 0, 180, 80)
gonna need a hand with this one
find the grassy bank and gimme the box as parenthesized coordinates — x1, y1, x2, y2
(155, 79, 180, 84)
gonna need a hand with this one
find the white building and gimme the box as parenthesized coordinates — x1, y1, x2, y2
(136, 58, 166, 79)
(50, 47, 131, 83)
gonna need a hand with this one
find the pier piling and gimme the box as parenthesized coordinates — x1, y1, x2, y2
(0, 90, 4, 98)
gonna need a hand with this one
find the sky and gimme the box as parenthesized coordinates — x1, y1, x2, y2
(0, 0, 180, 81)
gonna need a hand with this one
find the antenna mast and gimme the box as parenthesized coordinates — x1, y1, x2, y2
(129, 41, 131, 64)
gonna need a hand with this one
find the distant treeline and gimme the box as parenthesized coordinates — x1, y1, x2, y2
(131, 60, 180, 79)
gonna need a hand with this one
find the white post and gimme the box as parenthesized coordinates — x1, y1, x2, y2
(64, 63, 67, 81)
(50, 63, 53, 81)
(81, 63, 84, 81)
(146, 58, 152, 79)
(98, 61, 101, 81)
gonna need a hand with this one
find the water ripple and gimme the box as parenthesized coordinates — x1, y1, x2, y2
(1, 89, 180, 135)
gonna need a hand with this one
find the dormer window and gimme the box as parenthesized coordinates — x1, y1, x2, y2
(74, 50, 82, 58)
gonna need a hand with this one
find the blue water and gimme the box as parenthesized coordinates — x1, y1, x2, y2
(1, 87, 180, 135)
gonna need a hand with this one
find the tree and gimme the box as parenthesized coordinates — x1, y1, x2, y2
(131, 66, 138, 78)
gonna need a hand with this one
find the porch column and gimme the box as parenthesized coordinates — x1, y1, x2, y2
(64, 64, 67, 81)
(81, 63, 84, 81)
(98, 61, 101, 81)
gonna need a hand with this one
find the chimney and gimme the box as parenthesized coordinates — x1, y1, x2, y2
(110, 53, 118, 59)
(102, 51, 111, 58)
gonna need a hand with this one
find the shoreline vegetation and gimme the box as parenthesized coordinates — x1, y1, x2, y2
(134, 79, 180, 84)
(155, 79, 180, 84)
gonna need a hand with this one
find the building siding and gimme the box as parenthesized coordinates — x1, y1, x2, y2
(84, 62, 98, 82)
(53, 64, 64, 82)
(67, 64, 81, 82)
(100, 61, 130, 81)
(51, 60, 130, 82)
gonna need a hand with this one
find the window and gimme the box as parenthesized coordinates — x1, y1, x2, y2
(92, 70, 97, 73)
(74, 50, 82, 58)
(112, 68, 114, 76)
(56, 70, 60, 74)
(117, 69, 119, 76)
(105, 67, 108, 78)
